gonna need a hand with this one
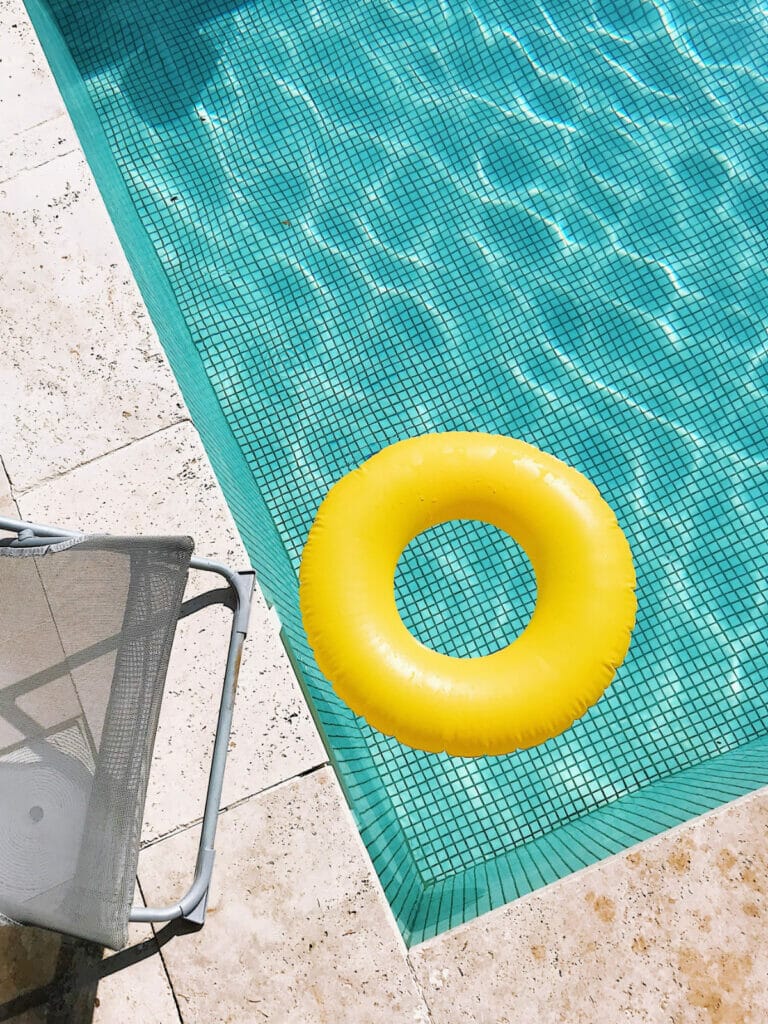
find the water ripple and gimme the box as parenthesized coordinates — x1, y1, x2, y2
(54, 0, 768, 877)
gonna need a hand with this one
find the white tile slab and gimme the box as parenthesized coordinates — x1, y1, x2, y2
(0, 0, 66, 140)
(139, 769, 431, 1024)
(0, 149, 187, 491)
(19, 421, 325, 840)
(0, 113, 78, 183)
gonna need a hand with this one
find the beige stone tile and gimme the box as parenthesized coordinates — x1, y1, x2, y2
(0, 715, 23, 751)
(0, 892, 179, 1023)
(19, 421, 325, 840)
(0, 457, 17, 517)
(0, 149, 186, 491)
(147, 591, 325, 840)
(139, 769, 431, 1024)
(15, 677, 82, 733)
(93, 892, 179, 1024)
(410, 790, 768, 1024)
(18, 420, 239, 554)
(0, 488, 86, 752)
(94, 943, 179, 1024)
(0, 924, 62, 1023)
(0, 466, 22, 746)
(0, 0, 66, 140)
(0, 113, 78, 183)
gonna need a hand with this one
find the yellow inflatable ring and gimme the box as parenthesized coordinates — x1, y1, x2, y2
(299, 433, 636, 757)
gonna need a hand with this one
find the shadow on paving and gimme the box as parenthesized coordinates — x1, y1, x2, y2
(0, 921, 194, 1023)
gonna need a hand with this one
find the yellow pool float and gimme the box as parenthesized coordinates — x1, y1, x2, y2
(299, 432, 636, 757)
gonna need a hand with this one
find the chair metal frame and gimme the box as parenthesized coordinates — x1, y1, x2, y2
(0, 514, 254, 929)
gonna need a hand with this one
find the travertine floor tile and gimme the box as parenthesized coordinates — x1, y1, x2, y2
(410, 791, 768, 1024)
(19, 421, 325, 841)
(0, 924, 61, 1023)
(140, 768, 430, 1024)
(0, 150, 186, 491)
(0, 460, 17, 517)
(94, 895, 180, 1024)
(0, 113, 77, 183)
(0, 895, 179, 1024)
(0, 0, 65, 140)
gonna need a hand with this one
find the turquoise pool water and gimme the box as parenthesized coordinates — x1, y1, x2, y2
(30, 0, 768, 942)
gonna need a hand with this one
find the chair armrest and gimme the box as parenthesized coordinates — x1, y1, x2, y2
(130, 561, 255, 927)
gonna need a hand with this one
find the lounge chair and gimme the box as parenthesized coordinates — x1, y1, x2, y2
(0, 515, 253, 950)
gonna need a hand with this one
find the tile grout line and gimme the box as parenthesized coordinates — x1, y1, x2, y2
(405, 955, 438, 1024)
(0, 451, 15, 491)
(136, 764, 333, 1021)
(138, 756, 439, 1022)
(322, 771, 438, 1018)
(15, 416, 192, 499)
(0, 144, 80, 186)
(136, 876, 186, 1024)
(139, 760, 331, 851)
(5, 112, 68, 140)
(0, 452, 20, 515)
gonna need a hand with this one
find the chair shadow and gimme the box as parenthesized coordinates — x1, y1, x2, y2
(0, 920, 195, 1023)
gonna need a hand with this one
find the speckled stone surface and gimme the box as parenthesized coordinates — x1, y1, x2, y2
(93, 943, 179, 1024)
(20, 420, 326, 841)
(0, 460, 17, 517)
(0, 890, 179, 1024)
(0, 112, 77, 183)
(140, 768, 431, 1024)
(0, 0, 65, 139)
(92, 898, 180, 1024)
(409, 791, 768, 1024)
(0, 150, 187, 492)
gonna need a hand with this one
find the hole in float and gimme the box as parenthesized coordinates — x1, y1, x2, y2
(394, 519, 537, 658)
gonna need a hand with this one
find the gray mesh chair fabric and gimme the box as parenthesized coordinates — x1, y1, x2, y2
(0, 535, 193, 949)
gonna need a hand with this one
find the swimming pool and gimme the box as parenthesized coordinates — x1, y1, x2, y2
(28, 0, 768, 943)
